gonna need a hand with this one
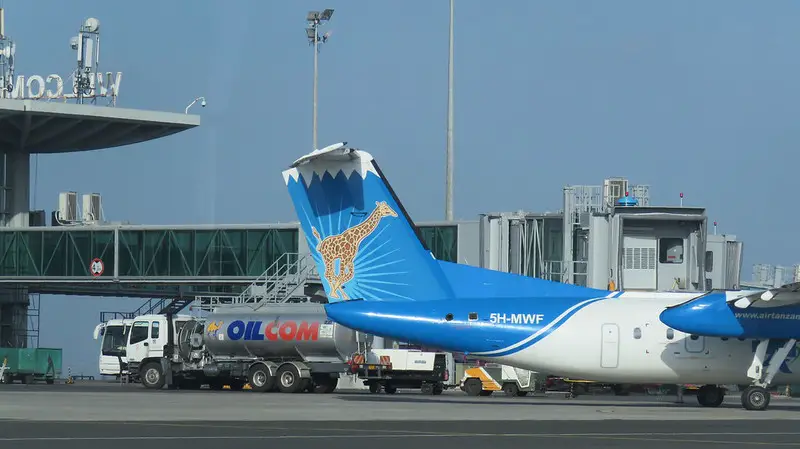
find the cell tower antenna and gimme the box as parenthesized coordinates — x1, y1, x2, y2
(0, 7, 15, 99)
(71, 17, 101, 105)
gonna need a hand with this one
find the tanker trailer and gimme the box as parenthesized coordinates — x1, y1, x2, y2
(138, 303, 374, 393)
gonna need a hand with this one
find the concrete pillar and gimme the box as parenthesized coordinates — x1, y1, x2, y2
(0, 150, 31, 348)
(5, 150, 30, 228)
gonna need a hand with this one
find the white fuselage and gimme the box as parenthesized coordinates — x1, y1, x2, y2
(488, 292, 800, 385)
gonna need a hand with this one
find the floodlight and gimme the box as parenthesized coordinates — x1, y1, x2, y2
(306, 27, 315, 40)
(320, 9, 334, 21)
(307, 11, 319, 22)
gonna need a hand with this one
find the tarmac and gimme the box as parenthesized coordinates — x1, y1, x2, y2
(1, 381, 799, 448)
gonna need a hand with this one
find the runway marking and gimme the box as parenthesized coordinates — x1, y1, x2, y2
(3, 432, 800, 442)
(86, 421, 446, 436)
(581, 436, 800, 446)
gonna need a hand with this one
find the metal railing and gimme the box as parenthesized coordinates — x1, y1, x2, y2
(195, 252, 319, 311)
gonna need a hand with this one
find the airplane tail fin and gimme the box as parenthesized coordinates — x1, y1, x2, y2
(283, 143, 454, 303)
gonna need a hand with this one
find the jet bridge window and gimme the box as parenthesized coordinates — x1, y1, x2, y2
(659, 238, 684, 264)
(468, 312, 478, 321)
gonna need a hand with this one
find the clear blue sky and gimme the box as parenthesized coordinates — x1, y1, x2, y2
(5, 0, 800, 375)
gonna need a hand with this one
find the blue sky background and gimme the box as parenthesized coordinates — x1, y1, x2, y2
(4, 0, 800, 375)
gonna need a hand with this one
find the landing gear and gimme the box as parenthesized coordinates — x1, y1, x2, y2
(740, 338, 796, 411)
(741, 386, 770, 411)
(696, 384, 725, 407)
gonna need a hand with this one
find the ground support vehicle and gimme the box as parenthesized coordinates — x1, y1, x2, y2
(353, 349, 456, 394)
(460, 363, 538, 397)
(127, 304, 373, 394)
(93, 318, 132, 378)
(0, 348, 62, 384)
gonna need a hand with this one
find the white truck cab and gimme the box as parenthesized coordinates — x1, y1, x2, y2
(126, 313, 193, 387)
(93, 318, 133, 377)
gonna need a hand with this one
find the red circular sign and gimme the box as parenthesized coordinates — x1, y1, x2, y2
(90, 258, 104, 277)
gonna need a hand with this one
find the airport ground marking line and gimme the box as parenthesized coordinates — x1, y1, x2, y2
(100, 421, 445, 435)
(5, 432, 800, 442)
(580, 436, 800, 446)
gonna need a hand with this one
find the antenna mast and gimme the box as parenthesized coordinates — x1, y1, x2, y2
(71, 17, 101, 105)
(0, 7, 16, 98)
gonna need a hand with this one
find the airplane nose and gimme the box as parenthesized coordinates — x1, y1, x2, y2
(658, 294, 743, 337)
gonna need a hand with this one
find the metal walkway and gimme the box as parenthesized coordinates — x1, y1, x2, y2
(0, 221, 458, 319)
(0, 223, 300, 298)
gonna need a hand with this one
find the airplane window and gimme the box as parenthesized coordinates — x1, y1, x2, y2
(445, 313, 454, 322)
(468, 312, 478, 321)
(633, 328, 641, 339)
(666, 328, 674, 340)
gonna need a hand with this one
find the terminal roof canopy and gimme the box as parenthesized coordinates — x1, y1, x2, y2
(0, 100, 200, 153)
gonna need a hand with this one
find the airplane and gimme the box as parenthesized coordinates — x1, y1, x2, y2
(283, 141, 800, 411)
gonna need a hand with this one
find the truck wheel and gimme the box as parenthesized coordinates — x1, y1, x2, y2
(384, 385, 397, 394)
(368, 382, 381, 394)
(140, 363, 165, 390)
(464, 378, 482, 396)
(248, 365, 275, 393)
(313, 376, 337, 394)
(432, 383, 444, 395)
(503, 383, 520, 397)
(421, 383, 435, 395)
(276, 364, 303, 393)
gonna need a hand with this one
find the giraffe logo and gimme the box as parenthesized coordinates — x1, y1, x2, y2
(207, 321, 223, 338)
(311, 200, 398, 300)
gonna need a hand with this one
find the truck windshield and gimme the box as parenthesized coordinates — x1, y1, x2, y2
(102, 325, 129, 357)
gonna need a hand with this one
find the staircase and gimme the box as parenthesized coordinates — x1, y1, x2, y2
(197, 252, 318, 312)
(159, 298, 195, 315)
(100, 298, 167, 322)
(98, 252, 320, 320)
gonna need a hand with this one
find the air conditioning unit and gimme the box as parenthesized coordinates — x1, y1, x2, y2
(603, 178, 628, 206)
(82, 193, 102, 222)
(58, 191, 77, 222)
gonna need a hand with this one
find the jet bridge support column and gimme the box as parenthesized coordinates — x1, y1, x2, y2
(0, 150, 31, 348)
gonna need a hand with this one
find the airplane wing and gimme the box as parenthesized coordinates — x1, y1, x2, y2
(729, 282, 800, 309)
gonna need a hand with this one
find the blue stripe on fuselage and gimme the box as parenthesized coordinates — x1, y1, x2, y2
(324, 292, 620, 356)
(472, 292, 618, 357)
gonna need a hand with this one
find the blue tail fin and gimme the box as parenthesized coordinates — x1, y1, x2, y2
(283, 143, 455, 303)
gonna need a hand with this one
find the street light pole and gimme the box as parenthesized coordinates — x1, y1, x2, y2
(445, 0, 455, 221)
(313, 26, 319, 152)
(306, 9, 334, 151)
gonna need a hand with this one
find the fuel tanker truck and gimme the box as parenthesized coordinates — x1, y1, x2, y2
(125, 303, 385, 393)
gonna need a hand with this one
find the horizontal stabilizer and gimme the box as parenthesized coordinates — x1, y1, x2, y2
(729, 282, 800, 309)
